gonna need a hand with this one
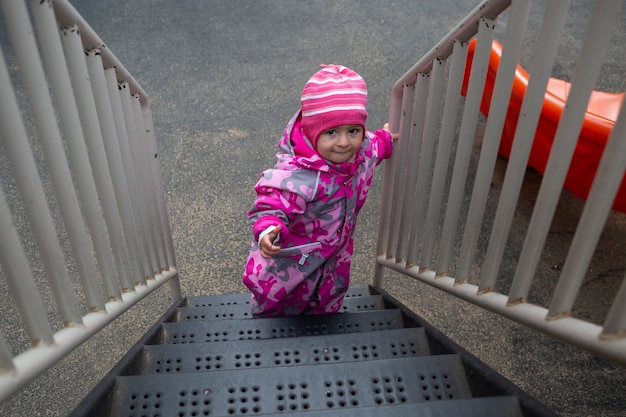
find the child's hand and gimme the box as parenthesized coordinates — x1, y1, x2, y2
(260, 225, 282, 258)
(383, 123, 400, 141)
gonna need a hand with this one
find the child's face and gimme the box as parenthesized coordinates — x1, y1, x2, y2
(316, 124, 364, 163)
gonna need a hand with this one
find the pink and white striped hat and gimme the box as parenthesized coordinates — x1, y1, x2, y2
(300, 64, 368, 148)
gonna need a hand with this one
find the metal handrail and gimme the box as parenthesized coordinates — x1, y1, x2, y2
(0, 0, 181, 401)
(376, 0, 626, 365)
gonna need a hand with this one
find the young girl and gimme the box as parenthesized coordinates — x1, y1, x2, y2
(242, 64, 397, 317)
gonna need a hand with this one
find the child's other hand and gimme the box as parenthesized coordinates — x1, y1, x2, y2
(383, 123, 400, 141)
(260, 224, 282, 258)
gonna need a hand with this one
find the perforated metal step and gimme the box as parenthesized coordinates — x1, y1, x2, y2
(256, 396, 524, 417)
(150, 308, 407, 344)
(130, 327, 429, 375)
(107, 355, 470, 417)
(69, 286, 553, 417)
(184, 286, 372, 307)
(171, 294, 386, 321)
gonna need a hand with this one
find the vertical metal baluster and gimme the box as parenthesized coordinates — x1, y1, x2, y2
(512, 0, 622, 306)
(479, 0, 571, 295)
(132, 95, 168, 271)
(455, 0, 531, 284)
(436, 17, 496, 278)
(403, 73, 430, 268)
(84, 50, 137, 291)
(143, 108, 178, 270)
(105, 72, 151, 284)
(548, 80, 626, 318)
(395, 81, 426, 264)
(420, 41, 468, 273)
(0, 163, 53, 345)
(385, 83, 415, 260)
(31, 0, 121, 303)
(119, 83, 159, 278)
(407, 61, 446, 267)
(1, 0, 83, 325)
(61, 25, 138, 289)
(602, 272, 626, 339)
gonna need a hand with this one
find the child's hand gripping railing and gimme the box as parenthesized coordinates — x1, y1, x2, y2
(375, 0, 626, 365)
(0, 0, 180, 401)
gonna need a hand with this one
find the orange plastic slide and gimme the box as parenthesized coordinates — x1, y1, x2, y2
(461, 39, 626, 213)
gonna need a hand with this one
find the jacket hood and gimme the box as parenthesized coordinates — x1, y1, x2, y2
(276, 110, 365, 177)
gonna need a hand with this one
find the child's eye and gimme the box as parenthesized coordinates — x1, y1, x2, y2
(349, 128, 360, 134)
(325, 129, 337, 135)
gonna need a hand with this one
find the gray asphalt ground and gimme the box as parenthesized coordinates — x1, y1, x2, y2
(1, 1, 625, 416)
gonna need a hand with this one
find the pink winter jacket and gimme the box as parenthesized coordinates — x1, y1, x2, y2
(242, 110, 394, 316)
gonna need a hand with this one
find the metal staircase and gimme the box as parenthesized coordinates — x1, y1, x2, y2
(2, 1, 624, 415)
(68, 286, 555, 417)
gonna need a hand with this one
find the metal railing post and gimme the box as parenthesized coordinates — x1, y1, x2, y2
(512, 0, 622, 304)
(548, 76, 626, 318)
(420, 41, 468, 273)
(0, 0, 82, 326)
(31, 0, 123, 303)
(436, 17, 496, 277)
(0, 170, 53, 346)
(455, 0, 532, 284)
(104, 71, 151, 283)
(0, 0, 181, 401)
(480, 0, 571, 296)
